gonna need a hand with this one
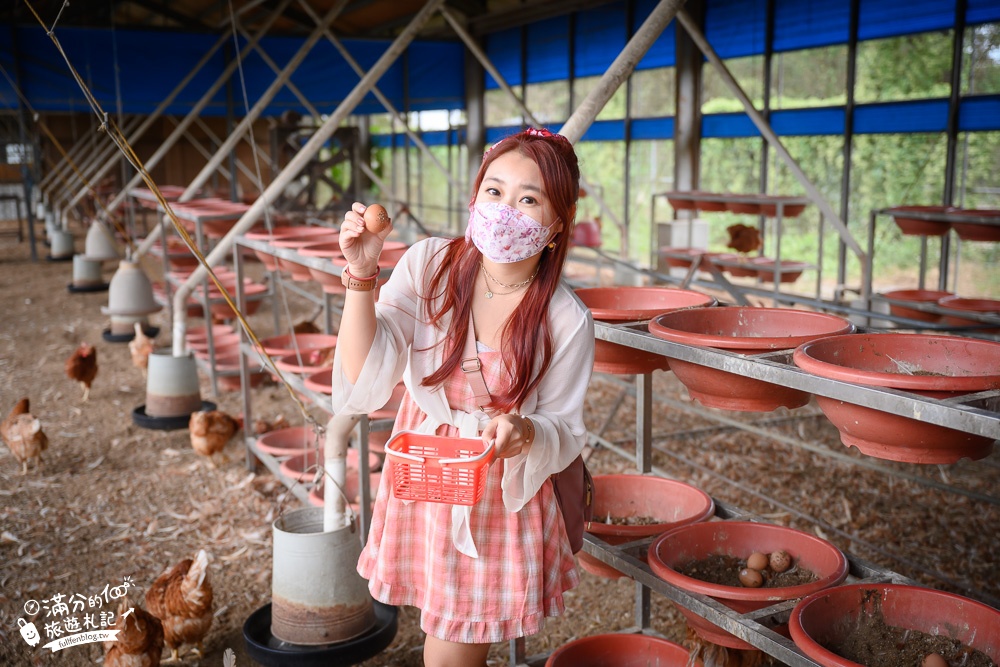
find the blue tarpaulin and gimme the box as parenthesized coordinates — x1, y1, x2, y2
(0, 26, 465, 116)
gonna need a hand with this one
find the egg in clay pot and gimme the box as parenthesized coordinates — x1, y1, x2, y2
(364, 204, 391, 233)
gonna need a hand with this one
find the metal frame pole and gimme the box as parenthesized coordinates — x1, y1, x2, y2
(91, 0, 294, 245)
(296, 0, 462, 192)
(440, 5, 629, 246)
(171, 0, 447, 355)
(674, 8, 867, 265)
(47, 116, 144, 215)
(57, 32, 231, 219)
(171, 0, 350, 209)
(559, 0, 684, 144)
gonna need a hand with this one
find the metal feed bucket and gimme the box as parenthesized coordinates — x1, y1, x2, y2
(271, 505, 375, 645)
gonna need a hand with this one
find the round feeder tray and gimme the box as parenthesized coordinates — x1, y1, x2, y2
(102, 326, 160, 344)
(243, 601, 398, 667)
(46, 254, 74, 262)
(132, 401, 217, 431)
(67, 282, 110, 294)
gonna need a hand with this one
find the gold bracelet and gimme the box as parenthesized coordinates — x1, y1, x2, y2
(518, 414, 534, 447)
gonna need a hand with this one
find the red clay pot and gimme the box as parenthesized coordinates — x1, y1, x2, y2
(937, 295, 1000, 333)
(949, 208, 1000, 242)
(579, 474, 715, 580)
(887, 205, 952, 236)
(793, 333, 1000, 463)
(576, 287, 717, 376)
(307, 468, 384, 509)
(659, 247, 727, 270)
(297, 242, 348, 293)
(751, 258, 810, 284)
(188, 332, 241, 355)
(255, 425, 323, 458)
(245, 226, 337, 269)
(185, 324, 235, 344)
(303, 369, 332, 395)
(280, 448, 382, 483)
(725, 199, 762, 215)
(648, 520, 849, 650)
(259, 333, 339, 357)
(666, 193, 698, 211)
(214, 351, 266, 391)
(545, 633, 696, 667)
(710, 254, 759, 277)
(879, 289, 954, 323)
(203, 282, 267, 319)
(649, 307, 854, 412)
(790, 583, 1000, 667)
(274, 347, 336, 375)
(759, 196, 807, 218)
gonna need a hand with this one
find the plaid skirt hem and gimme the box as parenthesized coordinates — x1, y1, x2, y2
(364, 564, 580, 643)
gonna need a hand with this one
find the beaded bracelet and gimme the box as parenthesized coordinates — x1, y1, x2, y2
(518, 414, 535, 448)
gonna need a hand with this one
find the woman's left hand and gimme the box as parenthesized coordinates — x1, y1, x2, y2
(482, 414, 534, 459)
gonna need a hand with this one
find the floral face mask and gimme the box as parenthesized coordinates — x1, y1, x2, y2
(465, 202, 553, 263)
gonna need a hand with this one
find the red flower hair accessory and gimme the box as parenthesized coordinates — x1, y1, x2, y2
(482, 127, 565, 159)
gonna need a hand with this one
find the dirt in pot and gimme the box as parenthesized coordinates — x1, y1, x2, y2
(677, 554, 818, 588)
(827, 591, 996, 667)
(593, 514, 661, 526)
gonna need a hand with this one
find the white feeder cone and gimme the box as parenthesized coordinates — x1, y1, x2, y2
(84, 221, 121, 261)
(72, 255, 103, 287)
(102, 260, 161, 316)
(49, 230, 75, 258)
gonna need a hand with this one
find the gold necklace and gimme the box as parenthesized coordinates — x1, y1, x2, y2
(480, 261, 538, 299)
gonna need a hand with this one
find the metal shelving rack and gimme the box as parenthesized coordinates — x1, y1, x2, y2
(651, 191, 819, 307)
(148, 206, 275, 395)
(577, 318, 999, 667)
(232, 235, 398, 541)
(865, 207, 1000, 332)
(230, 235, 999, 667)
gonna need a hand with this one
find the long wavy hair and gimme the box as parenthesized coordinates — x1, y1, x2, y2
(419, 129, 581, 413)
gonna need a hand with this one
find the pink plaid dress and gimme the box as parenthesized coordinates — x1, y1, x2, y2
(356, 349, 580, 643)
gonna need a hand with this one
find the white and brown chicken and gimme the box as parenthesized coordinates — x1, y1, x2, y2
(145, 549, 214, 663)
(1, 398, 49, 475)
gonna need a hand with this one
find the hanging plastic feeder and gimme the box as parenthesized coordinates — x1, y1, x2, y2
(102, 260, 163, 335)
(83, 221, 121, 262)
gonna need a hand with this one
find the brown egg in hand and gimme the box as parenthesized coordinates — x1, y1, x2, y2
(364, 204, 391, 233)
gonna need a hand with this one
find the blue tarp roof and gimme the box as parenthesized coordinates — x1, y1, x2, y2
(2, 0, 999, 137)
(0, 27, 465, 116)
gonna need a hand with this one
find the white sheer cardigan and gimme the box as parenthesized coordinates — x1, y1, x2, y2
(330, 237, 595, 556)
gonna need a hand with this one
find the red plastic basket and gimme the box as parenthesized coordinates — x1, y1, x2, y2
(385, 431, 494, 506)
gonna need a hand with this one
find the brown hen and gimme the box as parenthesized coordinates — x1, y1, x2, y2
(66, 342, 98, 401)
(726, 223, 762, 255)
(189, 410, 241, 467)
(145, 550, 213, 663)
(252, 414, 289, 435)
(129, 323, 156, 377)
(1, 397, 29, 448)
(292, 319, 321, 334)
(102, 599, 165, 667)
(4, 408, 49, 475)
(683, 626, 767, 667)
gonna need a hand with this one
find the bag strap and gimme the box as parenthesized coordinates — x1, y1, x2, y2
(461, 316, 493, 411)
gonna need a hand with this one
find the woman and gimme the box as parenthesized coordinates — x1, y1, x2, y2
(331, 127, 594, 667)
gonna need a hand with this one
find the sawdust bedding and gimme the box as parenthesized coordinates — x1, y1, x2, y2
(0, 236, 996, 667)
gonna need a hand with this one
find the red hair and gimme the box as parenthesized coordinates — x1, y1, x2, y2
(419, 129, 581, 413)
